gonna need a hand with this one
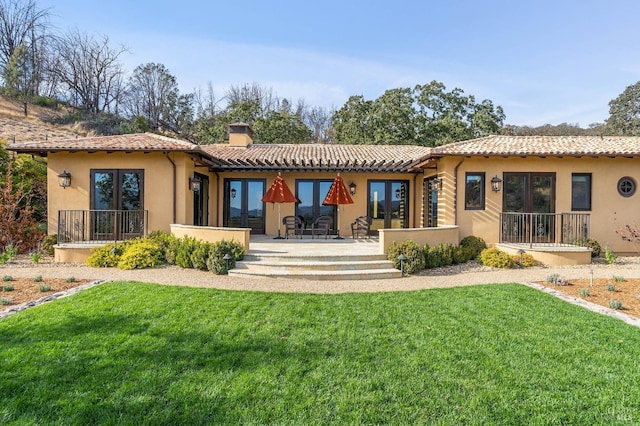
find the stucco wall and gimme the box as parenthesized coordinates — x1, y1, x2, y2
(435, 155, 640, 253)
(379, 226, 459, 254)
(47, 151, 203, 235)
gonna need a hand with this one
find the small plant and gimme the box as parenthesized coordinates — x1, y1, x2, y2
(608, 300, 623, 310)
(0, 297, 11, 305)
(40, 234, 58, 256)
(2, 275, 14, 282)
(65, 277, 76, 283)
(604, 246, 617, 264)
(38, 284, 51, 292)
(0, 244, 17, 264)
(574, 237, 601, 258)
(459, 236, 487, 259)
(546, 273, 568, 286)
(512, 252, 538, 267)
(2, 284, 14, 291)
(33, 275, 43, 282)
(605, 283, 616, 292)
(29, 252, 42, 264)
(578, 288, 590, 297)
(478, 248, 515, 268)
(612, 275, 626, 282)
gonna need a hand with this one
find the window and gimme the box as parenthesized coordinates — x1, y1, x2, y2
(571, 173, 591, 211)
(617, 176, 636, 198)
(465, 172, 485, 210)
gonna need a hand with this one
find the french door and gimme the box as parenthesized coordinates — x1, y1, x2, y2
(193, 172, 209, 226)
(368, 180, 409, 232)
(502, 172, 555, 242)
(224, 179, 266, 234)
(295, 180, 336, 231)
(90, 169, 144, 240)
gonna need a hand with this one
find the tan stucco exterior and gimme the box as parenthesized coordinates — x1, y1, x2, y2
(433, 155, 640, 253)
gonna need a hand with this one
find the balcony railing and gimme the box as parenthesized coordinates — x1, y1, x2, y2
(58, 210, 148, 244)
(500, 212, 590, 247)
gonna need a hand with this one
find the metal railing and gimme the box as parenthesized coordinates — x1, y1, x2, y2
(58, 210, 148, 244)
(500, 212, 590, 247)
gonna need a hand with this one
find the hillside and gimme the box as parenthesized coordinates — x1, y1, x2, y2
(0, 97, 84, 143)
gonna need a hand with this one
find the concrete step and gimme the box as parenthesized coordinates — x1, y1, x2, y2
(235, 259, 395, 272)
(228, 268, 402, 280)
(243, 253, 388, 263)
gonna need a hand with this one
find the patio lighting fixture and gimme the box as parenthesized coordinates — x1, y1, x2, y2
(189, 176, 201, 191)
(397, 254, 407, 278)
(223, 253, 233, 271)
(57, 170, 71, 189)
(517, 248, 525, 267)
(491, 175, 502, 192)
(230, 188, 237, 199)
(430, 178, 443, 192)
(349, 182, 357, 196)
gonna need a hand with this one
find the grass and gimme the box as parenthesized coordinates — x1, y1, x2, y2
(1, 282, 640, 424)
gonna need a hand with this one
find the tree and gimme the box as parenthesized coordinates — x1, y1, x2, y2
(332, 81, 505, 146)
(0, 0, 50, 94)
(125, 63, 180, 131)
(305, 106, 333, 143)
(607, 81, 640, 135)
(3, 43, 33, 115)
(253, 110, 312, 144)
(47, 30, 126, 114)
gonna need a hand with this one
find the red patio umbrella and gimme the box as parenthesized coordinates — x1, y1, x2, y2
(322, 173, 354, 239)
(261, 172, 297, 239)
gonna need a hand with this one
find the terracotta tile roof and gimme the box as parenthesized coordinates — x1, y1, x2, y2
(431, 135, 640, 157)
(7, 133, 199, 154)
(199, 143, 433, 173)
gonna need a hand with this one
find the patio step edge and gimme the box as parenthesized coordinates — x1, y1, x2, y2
(228, 268, 402, 280)
(235, 259, 395, 272)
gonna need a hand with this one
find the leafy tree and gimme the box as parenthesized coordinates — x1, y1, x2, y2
(253, 110, 311, 144)
(332, 81, 505, 146)
(2, 43, 33, 115)
(607, 81, 640, 135)
(125, 63, 180, 131)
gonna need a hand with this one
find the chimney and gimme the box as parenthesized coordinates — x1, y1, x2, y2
(228, 122, 254, 147)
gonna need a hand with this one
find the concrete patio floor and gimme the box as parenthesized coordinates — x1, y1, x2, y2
(248, 235, 381, 256)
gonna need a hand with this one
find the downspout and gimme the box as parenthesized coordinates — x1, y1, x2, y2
(214, 171, 220, 226)
(413, 173, 419, 227)
(164, 152, 177, 224)
(453, 157, 465, 225)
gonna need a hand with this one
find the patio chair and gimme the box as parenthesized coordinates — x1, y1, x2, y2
(351, 216, 372, 239)
(311, 215, 332, 239)
(283, 215, 304, 239)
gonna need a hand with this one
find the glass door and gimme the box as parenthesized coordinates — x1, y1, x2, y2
(224, 179, 266, 234)
(90, 169, 144, 240)
(193, 172, 209, 226)
(295, 180, 336, 232)
(368, 180, 409, 232)
(503, 173, 555, 242)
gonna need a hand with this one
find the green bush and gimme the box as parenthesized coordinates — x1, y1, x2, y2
(41, 234, 57, 256)
(425, 243, 470, 269)
(574, 237, 601, 258)
(207, 240, 245, 275)
(190, 241, 213, 271)
(38, 284, 51, 292)
(145, 230, 173, 262)
(2, 275, 13, 282)
(609, 300, 623, 310)
(387, 240, 425, 274)
(459, 236, 487, 259)
(0, 297, 11, 305)
(478, 248, 515, 268)
(30, 252, 42, 264)
(2, 284, 14, 291)
(0, 245, 17, 264)
(175, 236, 198, 269)
(578, 288, 590, 297)
(605, 246, 617, 264)
(86, 241, 133, 267)
(117, 240, 164, 270)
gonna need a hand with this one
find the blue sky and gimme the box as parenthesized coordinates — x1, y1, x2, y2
(39, 0, 640, 127)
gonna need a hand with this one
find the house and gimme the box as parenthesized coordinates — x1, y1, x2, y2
(8, 126, 640, 265)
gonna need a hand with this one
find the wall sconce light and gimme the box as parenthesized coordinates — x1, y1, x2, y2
(491, 175, 502, 192)
(230, 188, 237, 199)
(430, 178, 443, 192)
(57, 170, 71, 189)
(189, 176, 202, 191)
(395, 188, 401, 199)
(349, 182, 357, 196)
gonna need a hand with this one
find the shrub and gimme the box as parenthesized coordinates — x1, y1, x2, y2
(453, 245, 474, 265)
(424, 243, 467, 269)
(604, 246, 617, 264)
(459, 236, 487, 259)
(512, 252, 538, 267)
(478, 248, 515, 268)
(0, 297, 11, 305)
(207, 240, 245, 275)
(387, 240, 425, 274)
(546, 273, 568, 286)
(38, 284, 51, 292)
(2, 275, 13, 282)
(578, 288, 590, 297)
(117, 240, 164, 270)
(65, 277, 76, 283)
(609, 300, 623, 310)
(574, 237, 601, 258)
(0, 244, 17, 264)
(612, 275, 626, 282)
(40, 234, 57, 256)
(2, 284, 14, 291)
(175, 236, 198, 269)
(146, 230, 173, 262)
(30, 252, 42, 264)
(33, 275, 43, 282)
(190, 241, 214, 271)
(87, 241, 132, 267)
(605, 283, 616, 292)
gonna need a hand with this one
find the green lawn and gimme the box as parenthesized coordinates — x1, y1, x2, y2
(1, 282, 639, 425)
